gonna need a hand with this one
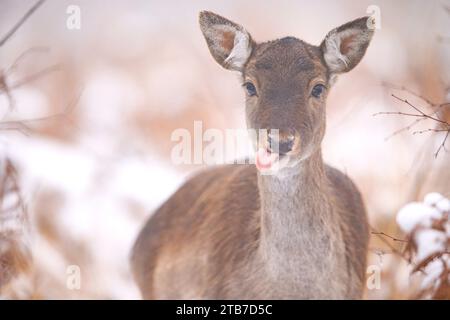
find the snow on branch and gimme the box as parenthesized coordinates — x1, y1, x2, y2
(397, 193, 450, 299)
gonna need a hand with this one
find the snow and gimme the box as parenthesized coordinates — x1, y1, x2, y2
(421, 259, 444, 290)
(8, 138, 95, 195)
(414, 229, 446, 262)
(396, 202, 441, 233)
(424, 192, 450, 212)
(424, 192, 445, 207)
(2, 133, 184, 298)
(436, 198, 450, 213)
(396, 193, 450, 296)
(0, 88, 48, 121)
(397, 193, 449, 233)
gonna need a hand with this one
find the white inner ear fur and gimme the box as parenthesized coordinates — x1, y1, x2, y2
(205, 24, 252, 71)
(323, 28, 359, 73)
(223, 29, 251, 70)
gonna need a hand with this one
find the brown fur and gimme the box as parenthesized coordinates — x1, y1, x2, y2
(131, 11, 374, 299)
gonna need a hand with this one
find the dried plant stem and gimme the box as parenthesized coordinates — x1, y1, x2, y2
(374, 87, 450, 158)
(0, 0, 46, 47)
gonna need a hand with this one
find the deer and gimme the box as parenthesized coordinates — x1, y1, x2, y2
(131, 11, 374, 299)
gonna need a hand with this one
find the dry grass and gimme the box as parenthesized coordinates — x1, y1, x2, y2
(0, 159, 31, 295)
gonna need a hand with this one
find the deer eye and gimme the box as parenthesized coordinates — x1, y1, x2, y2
(311, 84, 326, 98)
(244, 82, 257, 97)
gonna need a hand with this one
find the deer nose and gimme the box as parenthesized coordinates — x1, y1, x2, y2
(267, 129, 296, 155)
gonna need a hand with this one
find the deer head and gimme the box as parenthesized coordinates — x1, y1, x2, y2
(199, 11, 374, 175)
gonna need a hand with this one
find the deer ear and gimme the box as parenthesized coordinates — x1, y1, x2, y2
(199, 11, 253, 71)
(320, 17, 374, 75)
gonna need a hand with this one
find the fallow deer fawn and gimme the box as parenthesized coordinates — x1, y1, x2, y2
(131, 11, 374, 299)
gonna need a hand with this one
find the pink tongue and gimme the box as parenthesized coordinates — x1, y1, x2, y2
(255, 148, 278, 170)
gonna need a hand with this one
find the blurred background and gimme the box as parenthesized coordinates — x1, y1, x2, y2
(0, 0, 449, 299)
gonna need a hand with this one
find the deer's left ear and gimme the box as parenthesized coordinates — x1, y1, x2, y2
(320, 17, 374, 75)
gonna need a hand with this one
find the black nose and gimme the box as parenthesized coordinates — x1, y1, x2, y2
(267, 130, 295, 155)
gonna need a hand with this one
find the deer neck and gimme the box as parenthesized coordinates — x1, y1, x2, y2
(258, 149, 331, 248)
(256, 149, 346, 295)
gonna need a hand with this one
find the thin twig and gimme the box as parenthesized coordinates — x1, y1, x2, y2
(0, 121, 32, 136)
(371, 231, 408, 243)
(9, 64, 60, 89)
(373, 110, 428, 118)
(21, 88, 82, 124)
(0, 64, 60, 113)
(383, 117, 428, 141)
(435, 130, 450, 158)
(391, 94, 449, 125)
(412, 128, 448, 135)
(0, 88, 83, 137)
(0, 0, 46, 47)
(381, 82, 450, 109)
(369, 226, 432, 276)
(5, 46, 50, 75)
(375, 87, 450, 157)
(370, 227, 407, 258)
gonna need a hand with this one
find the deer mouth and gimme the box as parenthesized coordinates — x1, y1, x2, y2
(255, 146, 298, 174)
(255, 147, 281, 171)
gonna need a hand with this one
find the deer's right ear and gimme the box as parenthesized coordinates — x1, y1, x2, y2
(199, 11, 253, 71)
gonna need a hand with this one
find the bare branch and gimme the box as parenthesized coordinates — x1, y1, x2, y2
(370, 227, 407, 258)
(435, 130, 450, 158)
(9, 64, 60, 89)
(390, 94, 449, 125)
(0, 0, 46, 47)
(5, 46, 50, 75)
(382, 117, 428, 141)
(381, 82, 450, 109)
(412, 128, 449, 135)
(0, 63, 60, 113)
(0, 89, 84, 138)
(0, 121, 32, 136)
(373, 110, 428, 118)
(0, 86, 82, 137)
(371, 231, 408, 243)
(375, 87, 450, 157)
